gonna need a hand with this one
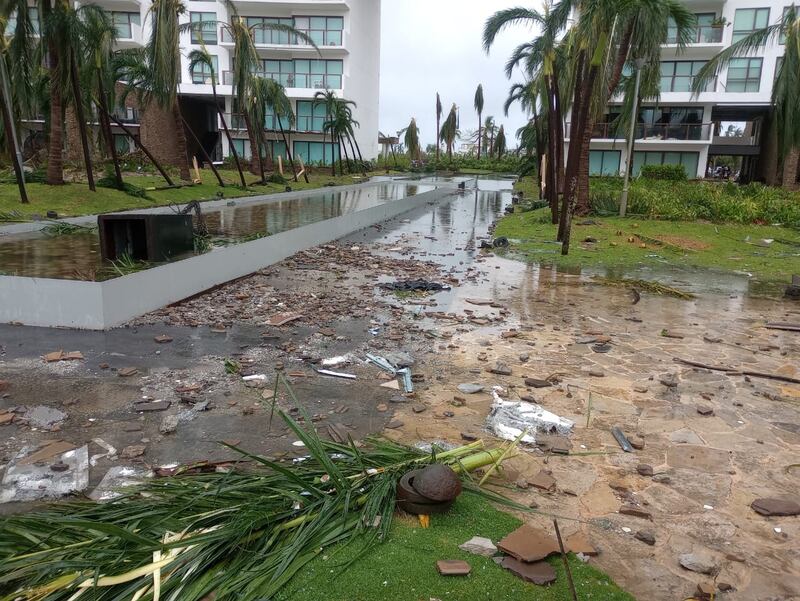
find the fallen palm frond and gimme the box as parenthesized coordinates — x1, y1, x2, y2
(41, 222, 98, 237)
(591, 276, 695, 299)
(0, 410, 518, 601)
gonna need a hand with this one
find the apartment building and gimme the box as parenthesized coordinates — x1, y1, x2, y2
(568, 0, 796, 186)
(15, 0, 381, 166)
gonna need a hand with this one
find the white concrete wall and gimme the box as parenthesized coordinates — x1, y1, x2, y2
(0, 185, 450, 329)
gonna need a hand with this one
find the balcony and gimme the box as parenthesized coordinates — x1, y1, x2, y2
(221, 71, 342, 91)
(665, 25, 724, 45)
(221, 113, 326, 134)
(567, 121, 713, 142)
(219, 27, 345, 51)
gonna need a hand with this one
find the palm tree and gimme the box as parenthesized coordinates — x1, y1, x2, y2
(482, 115, 496, 157)
(188, 48, 246, 187)
(81, 7, 123, 189)
(260, 77, 299, 182)
(694, 5, 800, 185)
(474, 84, 484, 158)
(401, 117, 420, 161)
(147, 0, 191, 181)
(495, 124, 507, 158)
(440, 103, 458, 160)
(314, 89, 339, 174)
(435, 92, 442, 160)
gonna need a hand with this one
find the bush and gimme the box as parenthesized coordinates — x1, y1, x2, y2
(265, 172, 287, 184)
(639, 164, 687, 181)
(588, 176, 800, 226)
(375, 153, 524, 174)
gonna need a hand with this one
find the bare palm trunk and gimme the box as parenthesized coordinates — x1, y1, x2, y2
(477, 113, 482, 159)
(435, 115, 440, 161)
(544, 76, 558, 223)
(69, 51, 95, 191)
(337, 136, 344, 175)
(243, 112, 264, 180)
(0, 75, 28, 202)
(46, 45, 64, 185)
(172, 100, 191, 181)
(340, 134, 352, 173)
(109, 114, 173, 186)
(277, 121, 298, 182)
(212, 80, 245, 188)
(352, 135, 366, 172)
(96, 74, 123, 189)
(181, 116, 224, 186)
(552, 75, 565, 197)
(346, 134, 364, 175)
(558, 50, 586, 242)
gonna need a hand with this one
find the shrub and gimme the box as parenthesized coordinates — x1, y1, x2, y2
(639, 164, 687, 181)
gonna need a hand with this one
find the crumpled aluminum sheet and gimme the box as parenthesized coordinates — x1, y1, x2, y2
(487, 387, 574, 444)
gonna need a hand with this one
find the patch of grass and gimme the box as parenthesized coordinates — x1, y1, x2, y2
(276, 493, 633, 601)
(494, 208, 800, 284)
(0, 169, 377, 219)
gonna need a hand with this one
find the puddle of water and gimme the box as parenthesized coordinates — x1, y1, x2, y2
(0, 183, 435, 281)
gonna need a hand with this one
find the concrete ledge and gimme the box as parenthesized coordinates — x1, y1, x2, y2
(0, 187, 452, 329)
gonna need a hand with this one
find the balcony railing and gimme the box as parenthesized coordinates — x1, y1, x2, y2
(220, 27, 343, 47)
(666, 25, 723, 44)
(567, 121, 713, 141)
(221, 70, 342, 89)
(223, 113, 326, 134)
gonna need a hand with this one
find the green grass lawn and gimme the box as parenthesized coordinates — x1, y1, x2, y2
(495, 206, 800, 285)
(276, 494, 633, 601)
(0, 169, 374, 219)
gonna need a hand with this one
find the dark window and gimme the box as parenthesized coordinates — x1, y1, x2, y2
(726, 57, 763, 92)
(190, 12, 217, 44)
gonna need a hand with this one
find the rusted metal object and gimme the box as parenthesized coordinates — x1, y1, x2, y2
(411, 464, 462, 502)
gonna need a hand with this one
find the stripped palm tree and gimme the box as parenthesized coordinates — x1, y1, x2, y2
(440, 103, 459, 160)
(313, 89, 337, 173)
(260, 77, 300, 182)
(435, 92, 442, 160)
(505, 79, 547, 203)
(474, 83, 484, 158)
(188, 48, 246, 187)
(401, 117, 420, 161)
(694, 5, 800, 185)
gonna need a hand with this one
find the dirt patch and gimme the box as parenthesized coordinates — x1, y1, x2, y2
(652, 234, 710, 251)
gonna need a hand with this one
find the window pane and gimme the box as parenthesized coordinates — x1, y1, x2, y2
(326, 30, 342, 45)
(589, 151, 603, 175)
(327, 61, 343, 74)
(733, 8, 754, 30)
(310, 16, 326, 29)
(680, 152, 698, 177)
(660, 62, 674, 76)
(675, 62, 692, 75)
(295, 60, 310, 73)
(328, 17, 343, 30)
(310, 60, 325, 74)
(754, 8, 769, 28)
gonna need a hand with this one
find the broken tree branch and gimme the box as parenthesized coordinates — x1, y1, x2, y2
(673, 358, 800, 385)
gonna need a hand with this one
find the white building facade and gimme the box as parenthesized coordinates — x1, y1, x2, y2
(568, 0, 790, 183)
(14, 0, 381, 165)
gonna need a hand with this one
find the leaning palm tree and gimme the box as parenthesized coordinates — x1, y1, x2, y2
(188, 48, 246, 187)
(435, 92, 442, 160)
(80, 7, 123, 189)
(440, 103, 459, 161)
(694, 5, 799, 184)
(474, 84, 484, 158)
(260, 77, 299, 182)
(401, 117, 421, 161)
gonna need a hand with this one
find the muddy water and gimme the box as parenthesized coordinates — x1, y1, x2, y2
(0, 183, 434, 281)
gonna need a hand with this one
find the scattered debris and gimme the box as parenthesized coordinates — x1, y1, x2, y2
(133, 400, 171, 412)
(500, 557, 556, 585)
(118, 367, 139, 377)
(487, 388, 574, 444)
(23, 405, 67, 429)
(153, 335, 173, 343)
(529, 470, 557, 491)
(43, 350, 84, 363)
(750, 498, 800, 517)
(1, 445, 89, 503)
(635, 530, 656, 545)
(89, 466, 153, 501)
(457, 383, 484, 394)
(436, 560, 471, 576)
(497, 524, 560, 562)
(611, 426, 634, 452)
(679, 552, 718, 575)
(380, 280, 450, 293)
(120, 445, 146, 459)
(316, 369, 357, 380)
(459, 536, 497, 557)
(267, 312, 303, 326)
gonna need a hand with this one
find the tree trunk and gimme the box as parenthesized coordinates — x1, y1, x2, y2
(96, 73, 123, 189)
(347, 133, 364, 175)
(435, 114, 440, 161)
(277, 121, 298, 182)
(340, 134, 352, 173)
(558, 49, 587, 243)
(46, 43, 64, 185)
(0, 73, 28, 203)
(545, 75, 559, 223)
(213, 82, 245, 188)
(172, 100, 191, 181)
(109, 114, 173, 186)
(574, 125, 593, 215)
(181, 116, 224, 186)
(607, 20, 635, 96)
(552, 74, 565, 197)
(244, 112, 260, 176)
(337, 137, 344, 175)
(477, 113, 482, 159)
(69, 51, 95, 191)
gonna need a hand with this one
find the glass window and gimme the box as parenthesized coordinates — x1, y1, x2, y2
(231, 138, 249, 159)
(296, 100, 327, 132)
(294, 141, 340, 165)
(191, 54, 218, 84)
(659, 60, 708, 92)
(246, 16, 292, 44)
(190, 12, 217, 44)
(726, 57, 763, 92)
(780, 7, 791, 44)
(113, 134, 130, 154)
(732, 8, 770, 42)
(667, 13, 720, 43)
(632, 151, 699, 176)
(589, 150, 621, 176)
(112, 12, 140, 39)
(293, 14, 344, 46)
(264, 105, 290, 131)
(7, 6, 40, 35)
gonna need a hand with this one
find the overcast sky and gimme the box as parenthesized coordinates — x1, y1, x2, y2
(379, 1, 540, 149)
